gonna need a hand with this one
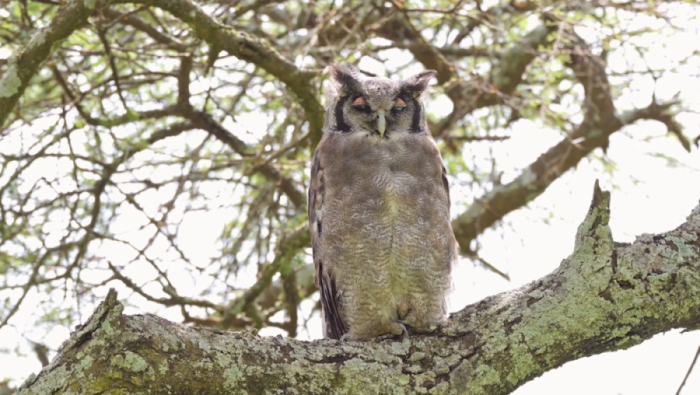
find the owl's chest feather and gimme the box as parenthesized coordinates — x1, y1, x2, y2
(322, 132, 444, 234)
(332, 132, 438, 189)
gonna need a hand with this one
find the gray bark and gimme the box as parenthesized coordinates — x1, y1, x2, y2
(14, 182, 700, 394)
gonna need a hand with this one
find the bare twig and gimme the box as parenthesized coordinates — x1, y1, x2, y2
(676, 342, 700, 395)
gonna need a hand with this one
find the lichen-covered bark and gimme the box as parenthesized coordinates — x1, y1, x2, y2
(14, 183, 700, 395)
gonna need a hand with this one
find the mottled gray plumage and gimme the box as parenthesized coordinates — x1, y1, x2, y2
(309, 64, 456, 340)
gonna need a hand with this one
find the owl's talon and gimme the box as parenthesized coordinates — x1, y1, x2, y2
(372, 333, 396, 342)
(398, 321, 409, 339)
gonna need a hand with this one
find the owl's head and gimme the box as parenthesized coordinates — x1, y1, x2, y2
(324, 64, 436, 138)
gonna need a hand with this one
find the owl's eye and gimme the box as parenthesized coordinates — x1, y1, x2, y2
(392, 98, 407, 113)
(352, 97, 371, 113)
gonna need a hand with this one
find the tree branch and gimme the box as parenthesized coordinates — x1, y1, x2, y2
(450, 23, 685, 254)
(374, 7, 455, 85)
(1, 0, 325, 147)
(114, 0, 325, 145)
(101, 8, 189, 52)
(0, 0, 98, 126)
(220, 225, 310, 327)
(14, 183, 700, 395)
(435, 22, 556, 137)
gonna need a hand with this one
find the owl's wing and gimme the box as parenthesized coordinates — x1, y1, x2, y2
(309, 149, 347, 339)
(441, 163, 450, 209)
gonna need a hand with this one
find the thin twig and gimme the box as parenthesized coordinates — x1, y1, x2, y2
(676, 342, 700, 395)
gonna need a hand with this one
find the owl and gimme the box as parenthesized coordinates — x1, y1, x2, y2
(308, 64, 456, 340)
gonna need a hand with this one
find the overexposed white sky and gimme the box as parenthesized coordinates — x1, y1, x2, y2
(1, 3, 700, 394)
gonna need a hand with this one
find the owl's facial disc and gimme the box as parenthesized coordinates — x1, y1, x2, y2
(351, 96, 407, 138)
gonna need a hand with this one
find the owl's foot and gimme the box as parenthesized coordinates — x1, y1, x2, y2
(371, 333, 394, 342)
(404, 321, 444, 335)
(340, 322, 410, 342)
(372, 322, 408, 342)
(413, 322, 442, 334)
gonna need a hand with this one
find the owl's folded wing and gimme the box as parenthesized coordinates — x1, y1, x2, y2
(309, 150, 346, 339)
(441, 163, 450, 209)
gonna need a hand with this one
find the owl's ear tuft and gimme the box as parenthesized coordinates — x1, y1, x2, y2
(402, 70, 437, 97)
(328, 64, 362, 96)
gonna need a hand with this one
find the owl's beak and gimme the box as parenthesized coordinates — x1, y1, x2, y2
(377, 111, 386, 138)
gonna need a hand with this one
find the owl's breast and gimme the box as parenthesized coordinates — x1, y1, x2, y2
(321, 132, 449, 232)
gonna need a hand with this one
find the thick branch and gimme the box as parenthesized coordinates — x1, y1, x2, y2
(450, 100, 682, 254)
(15, 185, 700, 395)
